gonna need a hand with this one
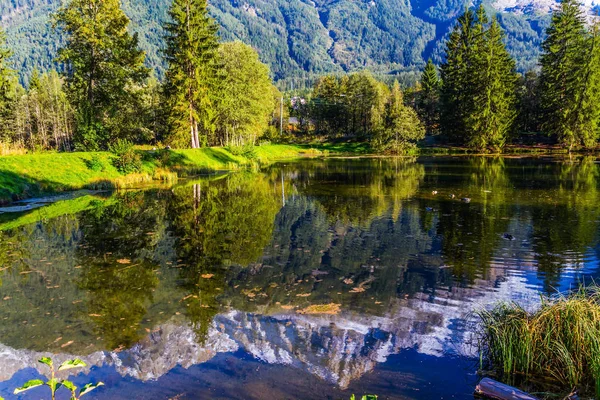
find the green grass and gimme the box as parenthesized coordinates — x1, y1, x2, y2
(478, 286, 600, 397)
(0, 144, 334, 203)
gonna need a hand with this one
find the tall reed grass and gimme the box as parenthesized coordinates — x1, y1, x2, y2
(478, 286, 600, 397)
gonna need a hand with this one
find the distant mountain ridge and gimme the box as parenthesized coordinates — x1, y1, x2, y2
(0, 0, 593, 84)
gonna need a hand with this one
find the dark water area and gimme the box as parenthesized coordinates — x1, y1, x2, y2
(0, 156, 599, 399)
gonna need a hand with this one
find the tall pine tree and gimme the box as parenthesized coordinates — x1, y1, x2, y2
(162, 0, 221, 148)
(54, 0, 149, 150)
(574, 21, 600, 148)
(468, 18, 517, 150)
(539, 0, 595, 150)
(417, 59, 441, 135)
(440, 8, 479, 145)
(0, 27, 19, 145)
(441, 6, 517, 151)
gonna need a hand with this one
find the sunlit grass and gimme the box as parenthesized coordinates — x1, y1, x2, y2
(478, 286, 600, 397)
(0, 144, 329, 202)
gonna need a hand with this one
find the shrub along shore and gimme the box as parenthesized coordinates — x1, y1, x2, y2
(0, 144, 346, 204)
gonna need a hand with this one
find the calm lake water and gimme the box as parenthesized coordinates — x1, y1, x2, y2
(0, 156, 599, 399)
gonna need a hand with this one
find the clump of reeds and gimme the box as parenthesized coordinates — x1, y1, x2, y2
(153, 168, 178, 183)
(478, 285, 600, 397)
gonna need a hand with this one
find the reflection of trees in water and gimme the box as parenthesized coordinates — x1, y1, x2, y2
(78, 261, 159, 349)
(223, 193, 448, 315)
(529, 157, 600, 291)
(1, 158, 600, 353)
(75, 191, 167, 349)
(435, 157, 513, 283)
(278, 158, 426, 226)
(167, 173, 282, 340)
(0, 215, 90, 352)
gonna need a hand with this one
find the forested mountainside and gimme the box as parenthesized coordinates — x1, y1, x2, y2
(0, 0, 589, 84)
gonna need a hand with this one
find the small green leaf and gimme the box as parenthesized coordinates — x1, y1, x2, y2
(79, 382, 104, 397)
(13, 379, 44, 394)
(58, 359, 87, 371)
(46, 378, 62, 393)
(61, 379, 77, 392)
(38, 357, 53, 367)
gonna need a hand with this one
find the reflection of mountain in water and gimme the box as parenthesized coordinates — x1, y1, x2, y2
(0, 157, 600, 392)
(0, 263, 538, 390)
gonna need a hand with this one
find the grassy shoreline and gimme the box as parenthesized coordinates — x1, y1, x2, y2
(0, 144, 347, 204)
(0, 141, 596, 204)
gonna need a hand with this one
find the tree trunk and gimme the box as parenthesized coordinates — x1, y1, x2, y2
(474, 378, 538, 400)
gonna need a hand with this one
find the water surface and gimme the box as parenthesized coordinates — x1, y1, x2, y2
(0, 156, 598, 399)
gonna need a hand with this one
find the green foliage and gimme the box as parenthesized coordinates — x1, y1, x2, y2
(309, 71, 389, 138)
(478, 286, 600, 397)
(13, 357, 103, 400)
(109, 139, 142, 174)
(225, 143, 258, 160)
(0, 0, 552, 85)
(53, 0, 149, 150)
(416, 59, 441, 134)
(162, 0, 220, 149)
(440, 6, 517, 151)
(215, 42, 278, 147)
(0, 26, 21, 146)
(373, 81, 425, 154)
(539, 0, 600, 150)
(350, 396, 377, 400)
(85, 155, 104, 172)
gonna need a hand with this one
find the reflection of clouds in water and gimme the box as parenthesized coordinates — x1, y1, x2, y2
(0, 267, 540, 389)
(1, 157, 600, 393)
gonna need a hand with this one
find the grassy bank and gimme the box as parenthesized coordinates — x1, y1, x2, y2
(478, 286, 600, 398)
(0, 144, 335, 204)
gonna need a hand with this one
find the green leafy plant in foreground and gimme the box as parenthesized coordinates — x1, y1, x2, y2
(350, 395, 378, 400)
(13, 357, 104, 400)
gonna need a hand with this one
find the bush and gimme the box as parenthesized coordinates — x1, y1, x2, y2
(226, 143, 257, 160)
(86, 155, 105, 172)
(109, 139, 142, 174)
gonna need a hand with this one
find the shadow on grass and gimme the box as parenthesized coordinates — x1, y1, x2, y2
(0, 169, 79, 204)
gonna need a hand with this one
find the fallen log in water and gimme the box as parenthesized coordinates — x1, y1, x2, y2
(474, 378, 538, 400)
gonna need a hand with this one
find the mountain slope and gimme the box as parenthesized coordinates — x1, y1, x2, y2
(0, 0, 574, 84)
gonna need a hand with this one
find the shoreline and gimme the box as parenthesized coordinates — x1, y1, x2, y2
(0, 143, 597, 204)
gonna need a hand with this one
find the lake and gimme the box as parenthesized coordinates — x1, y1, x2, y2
(0, 156, 598, 399)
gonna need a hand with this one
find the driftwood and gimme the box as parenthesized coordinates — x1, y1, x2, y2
(474, 378, 539, 400)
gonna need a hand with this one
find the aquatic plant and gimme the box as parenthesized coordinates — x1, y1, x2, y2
(478, 285, 600, 397)
(13, 357, 103, 400)
(350, 395, 377, 400)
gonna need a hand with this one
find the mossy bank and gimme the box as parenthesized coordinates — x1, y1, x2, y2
(0, 144, 347, 204)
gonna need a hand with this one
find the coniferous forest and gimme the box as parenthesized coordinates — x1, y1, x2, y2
(0, 0, 597, 154)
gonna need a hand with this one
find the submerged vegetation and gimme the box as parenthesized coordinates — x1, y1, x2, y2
(478, 286, 600, 397)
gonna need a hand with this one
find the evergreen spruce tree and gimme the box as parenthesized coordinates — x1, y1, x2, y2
(54, 0, 149, 150)
(441, 6, 517, 151)
(162, 0, 221, 148)
(468, 18, 517, 151)
(418, 59, 441, 134)
(572, 20, 600, 148)
(539, 0, 591, 150)
(0, 27, 19, 145)
(440, 8, 478, 145)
